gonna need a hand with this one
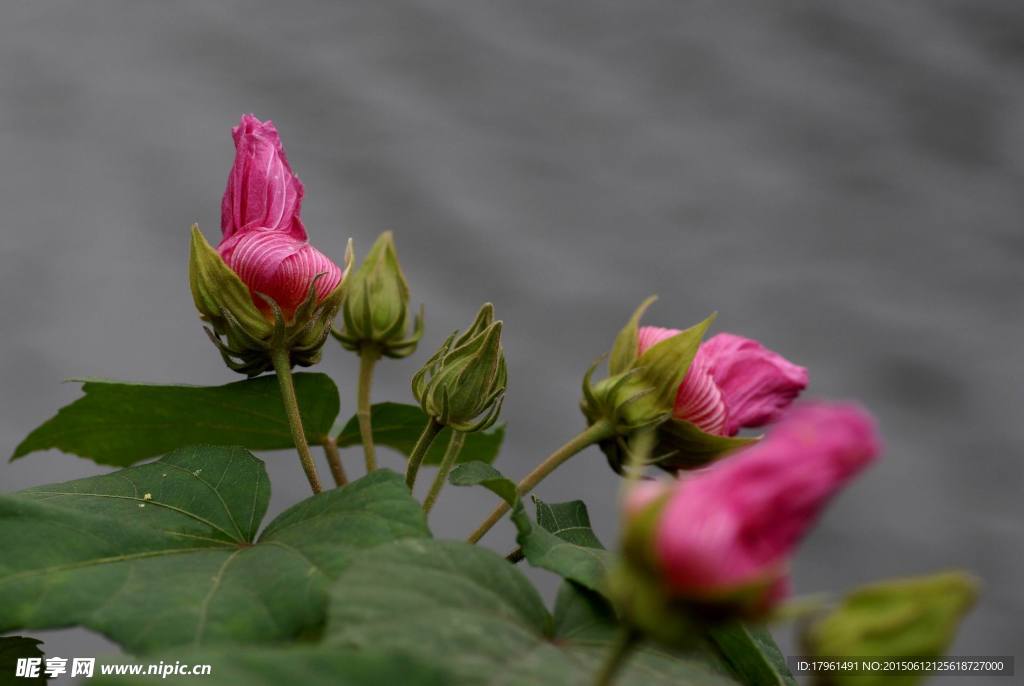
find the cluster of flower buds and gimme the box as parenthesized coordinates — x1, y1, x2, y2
(333, 231, 423, 359)
(189, 115, 351, 375)
(610, 403, 881, 644)
(412, 303, 507, 432)
(582, 297, 807, 473)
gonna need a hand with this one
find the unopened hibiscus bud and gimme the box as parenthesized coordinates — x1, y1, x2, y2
(802, 572, 977, 686)
(582, 297, 715, 434)
(412, 303, 506, 432)
(587, 296, 808, 474)
(334, 231, 423, 359)
(189, 114, 353, 376)
(612, 403, 881, 640)
(637, 328, 807, 437)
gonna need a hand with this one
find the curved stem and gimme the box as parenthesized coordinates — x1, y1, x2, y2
(466, 419, 614, 544)
(321, 436, 348, 487)
(593, 627, 638, 686)
(357, 346, 381, 473)
(404, 417, 443, 490)
(271, 347, 323, 494)
(422, 430, 466, 513)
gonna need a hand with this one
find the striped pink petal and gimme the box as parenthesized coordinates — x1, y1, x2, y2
(221, 114, 306, 241)
(218, 229, 342, 318)
(637, 326, 728, 435)
(637, 326, 807, 436)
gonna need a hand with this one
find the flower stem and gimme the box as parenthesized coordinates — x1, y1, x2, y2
(593, 627, 639, 686)
(466, 419, 614, 544)
(271, 347, 323, 494)
(321, 436, 348, 487)
(405, 417, 443, 490)
(422, 430, 466, 513)
(357, 345, 381, 473)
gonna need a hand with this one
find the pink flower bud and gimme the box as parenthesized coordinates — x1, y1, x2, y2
(638, 327, 808, 436)
(651, 403, 881, 611)
(221, 114, 307, 241)
(218, 229, 342, 318)
(215, 115, 343, 319)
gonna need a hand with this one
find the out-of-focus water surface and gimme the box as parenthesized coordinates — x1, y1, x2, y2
(1, 0, 1021, 674)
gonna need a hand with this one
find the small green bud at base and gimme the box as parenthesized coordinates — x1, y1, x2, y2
(334, 231, 423, 359)
(802, 571, 978, 686)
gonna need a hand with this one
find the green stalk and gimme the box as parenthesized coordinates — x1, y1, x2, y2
(422, 430, 466, 513)
(404, 417, 443, 490)
(321, 436, 348, 487)
(593, 627, 639, 686)
(466, 419, 614, 544)
(357, 345, 381, 472)
(271, 347, 323, 494)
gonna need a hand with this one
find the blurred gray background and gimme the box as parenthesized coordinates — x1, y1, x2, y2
(1, 0, 1021, 679)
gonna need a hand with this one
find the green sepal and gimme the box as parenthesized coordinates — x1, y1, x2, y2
(609, 295, 658, 376)
(189, 225, 271, 340)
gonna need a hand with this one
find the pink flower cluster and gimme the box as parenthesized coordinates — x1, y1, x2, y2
(217, 115, 342, 318)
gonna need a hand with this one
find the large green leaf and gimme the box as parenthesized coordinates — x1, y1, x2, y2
(326, 539, 741, 685)
(12, 374, 339, 467)
(707, 623, 796, 686)
(553, 582, 741, 685)
(512, 497, 614, 595)
(92, 649, 448, 686)
(336, 402, 504, 466)
(0, 448, 428, 653)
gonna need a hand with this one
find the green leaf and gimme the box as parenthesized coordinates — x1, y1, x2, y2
(0, 449, 428, 654)
(326, 539, 742, 685)
(12, 374, 340, 467)
(92, 648, 449, 686)
(707, 623, 796, 686)
(0, 636, 47, 685)
(535, 497, 606, 549)
(336, 403, 504, 466)
(447, 460, 518, 505)
(512, 497, 614, 595)
(554, 582, 739, 685)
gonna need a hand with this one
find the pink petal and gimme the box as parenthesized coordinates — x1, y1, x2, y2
(636, 325, 681, 356)
(700, 333, 809, 435)
(653, 403, 880, 604)
(218, 230, 341, 317)
(221, 114, 306, 241)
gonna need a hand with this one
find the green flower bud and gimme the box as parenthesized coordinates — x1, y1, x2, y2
(334, 231, 423, 359)
(412, 303, 506, 432)
(188, 226, 352, 376)
(802, 571, 978, 686)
